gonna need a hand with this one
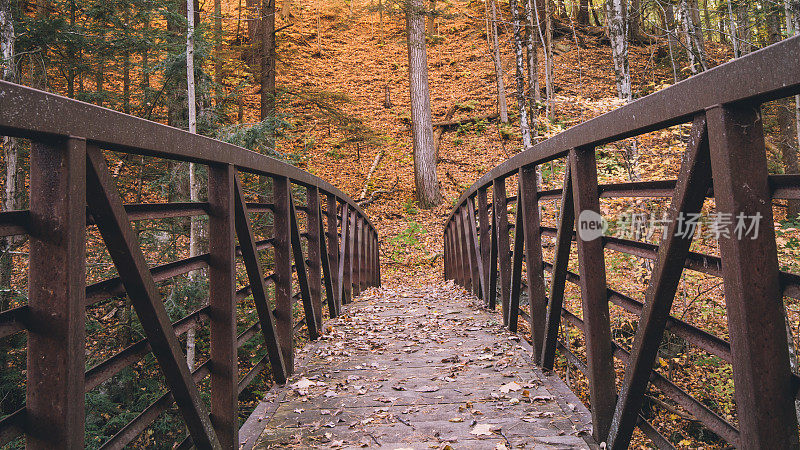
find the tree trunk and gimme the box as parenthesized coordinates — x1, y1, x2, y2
(510, 0, 533, 148)
(214, 0, 223, 88)
(628, 0, 641, 41)
(0, 0, 21, 412)
(186, 0, 200, 368)
(427, 0, 436, 35)
(406, 0, 441, 208)
(576, 0, 590, 25)
(282, 0, 290, 20)
(726, 0, 739, 56)
(261, 0, 276, 122)
(524, 0, 541, 107)
(489, 0, 509, 123)
(606, 0, 631, 101)
(681, 0, 707, 74)
(664, 1, 679, 82)
(735, 1, 751, 54)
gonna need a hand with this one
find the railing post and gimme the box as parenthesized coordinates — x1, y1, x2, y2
(519, 165, 547, 360)
(452, 218, 461, 286)
(455, 207, 469, 289)
(477, 188, 492, 307)
(326, 195, 340, 313)
(444, 224, 451, 280)
(508, 185, 524, 331)
(208, 163, 237, 449)
(467, 197, 486, 301)
(358, 217, 366, 293)
(461, 205, 480, 297)
(492, 178, 512, 325)
(706, 103, 800, 448)
(570, 147, 615, 442)
(306, 187, 323, 330)
(352, 214, 361, 298)
(27, 137, 86, 449)
(607, 116, 711, 449)
(343, 209, 355, 304)
(375, 229, 381, 286)
(370, 229, 377, 287)
(488, 204, 499, 310)
(273, 176, 294, 373)
(541, 161, 574, 371)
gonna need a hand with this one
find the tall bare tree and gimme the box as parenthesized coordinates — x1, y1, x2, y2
(406, 0, 441, 207)
(186, 0, 200, 369)
(606, 0, 631, 101)
(510, 0, 533, 148)
(0, 0, 22, 398)
(680, 0, 707, 73)
(262, 0, 277, 122)
(487, 0, 509, 123)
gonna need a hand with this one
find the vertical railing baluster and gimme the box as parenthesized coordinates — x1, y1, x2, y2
(350, 212, 360, 299)
(327, 196, 341, 313)
(488, 206, 499, 310)
(456, 206, 472, 290)
(306, 187, 323, 331)
(208, 163, 237, 448)
(541, 161, 573, 371)
(493, 178, 512, 325)
(318, 200, 336, 317)
(477, 188, 491, 307)
(273, 176, 294, 373)
(27, 137, 86, 449)
(460, 206, 478, 295)
(337, 204, 350, 305)
(344, 209, 355, 304)
(508, 183, 525, 331)
(351, 216, 360, 298)
(706, 104, 800, 448)
(519, 165, 547, 359)
(358, 216, 367, 294)
(444, 224, 451, 280)
(467, 197, 486, 301)
(570, 147, 615, 442)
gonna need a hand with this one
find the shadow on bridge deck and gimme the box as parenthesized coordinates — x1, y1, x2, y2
(240, 283, 597, 449)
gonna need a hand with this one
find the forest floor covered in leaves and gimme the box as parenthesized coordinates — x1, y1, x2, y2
(248, 283, 593, 449)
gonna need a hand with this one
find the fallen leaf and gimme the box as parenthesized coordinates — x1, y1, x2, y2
(499, 381, 521, 393)
(416, 385, 440, 392)
(471, 423, 496, 436)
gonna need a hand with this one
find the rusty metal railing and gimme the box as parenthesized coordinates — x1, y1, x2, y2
(0, 80, 380, 449)
(444, 36, 800, 449)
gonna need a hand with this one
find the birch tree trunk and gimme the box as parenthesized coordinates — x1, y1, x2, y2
(736, 2, 752, 54)
(726, 0, 739, 56)
(606, 0, 631, 101)
(489, 0, 509, 123)
(186, 0, 199, 369)
(509, 0, 533, 149)
(532, 0, 553, 120)
(406, 0, 441, 208)
(681, 0, 707, 74)
(524, 0, 540, 108)
(0, 0, 21, 399)
(214, 0, 223, 87)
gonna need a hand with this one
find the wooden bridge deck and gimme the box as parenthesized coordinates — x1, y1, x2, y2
(244, 284, 596, 449)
